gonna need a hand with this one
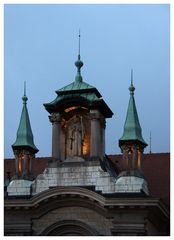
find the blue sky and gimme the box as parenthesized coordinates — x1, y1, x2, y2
(4, 4, 170, 158)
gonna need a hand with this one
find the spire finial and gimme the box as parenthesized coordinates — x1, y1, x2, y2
(78, 29, 81, 57)
(129, 69, 135, 94)
(24, 81, 26, 96)
(131, 69, 133, 85)
(22, 81, 28, 104)
(75, 29, 83, 83)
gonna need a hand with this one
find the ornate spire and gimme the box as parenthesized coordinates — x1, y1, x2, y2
(119, 70, 147, 148)
(22, 81, 28, 104)
(12, 82, 38, 153)
(75, 30, 83, 83)
(129, 69, 135, 94)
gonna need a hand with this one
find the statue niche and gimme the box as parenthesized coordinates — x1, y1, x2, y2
(66, 115, 85, 158)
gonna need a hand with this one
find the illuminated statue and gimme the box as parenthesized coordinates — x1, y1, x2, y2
(67, 115, 84, 157)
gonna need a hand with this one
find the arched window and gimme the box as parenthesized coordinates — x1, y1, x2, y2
(41, 220, 99, 236)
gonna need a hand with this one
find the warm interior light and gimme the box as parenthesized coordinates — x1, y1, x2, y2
(137, 151, 141, 170)
(18, 157, 22, 175)
(64, 106, 88, 113)
(18, 153, 24, 175)
(83, 143, 88, 155)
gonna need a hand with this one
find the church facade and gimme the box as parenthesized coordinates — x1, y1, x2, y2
(4, 38, 170, 236)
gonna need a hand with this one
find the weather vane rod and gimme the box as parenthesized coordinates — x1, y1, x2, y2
(24, 81, 26, 96)
(131, 69, 133, 85)
(78, 29, 81, 56)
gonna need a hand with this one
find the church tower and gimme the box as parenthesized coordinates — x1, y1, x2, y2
(116, 71, 149, 194)
(12, 83, 38, 180)
(44, 33, 113, 165)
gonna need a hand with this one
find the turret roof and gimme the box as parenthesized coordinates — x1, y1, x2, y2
(12, 85, 38, 153)
(119, 71, 147, 148)
(44, 34, 113, 118)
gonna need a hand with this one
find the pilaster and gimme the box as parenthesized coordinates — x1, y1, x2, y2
(49, 113, 61, 161)
(132, 145, 138, 170)
(101, 118, 106, 160)
(90, 110, 101, 158)
(14, 153, 19, 176)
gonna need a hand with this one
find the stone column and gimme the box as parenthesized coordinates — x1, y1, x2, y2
(60, 122, 65, 161)
(29, 155, 32, 173)
(49, 113, 61, 161)
(90, 110, 101, 158)
(15, 153, 19, 176)
(132, 146, 138, 170)
(122, 147, 128, 171)
(138, 150, 143, 171)
(101, 118, 106, 161)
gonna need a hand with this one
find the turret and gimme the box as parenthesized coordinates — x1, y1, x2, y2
(12, 83, 38, 180)
(44, 33, 113, 165)
(119, 70, 147, 178)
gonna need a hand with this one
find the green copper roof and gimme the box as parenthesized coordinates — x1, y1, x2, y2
(49, 92, 99, 105)
(56, 41, 101, 96)
(56, 79, 99, 94)
(44, 36, 113, 118)
(12, 87, 38, 153)
(119, 72, 147, 147)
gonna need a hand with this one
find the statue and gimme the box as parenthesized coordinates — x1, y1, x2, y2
(66, 115, 84, 157)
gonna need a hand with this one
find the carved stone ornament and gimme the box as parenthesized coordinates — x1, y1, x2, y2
(90, 110, 100, 120)
(121, 145, 131, 153)
(14, 149, 31, 156)
(49, 113, 61, 124)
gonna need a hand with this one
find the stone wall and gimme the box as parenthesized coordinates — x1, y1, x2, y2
(32, 206, 112, 235)
(4, 187, 170, 236)
(32, 164, 116, 195)
(7, 161, 149, 196)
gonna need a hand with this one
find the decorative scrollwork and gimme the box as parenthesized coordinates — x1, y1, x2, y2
(49, 113, 61, 124)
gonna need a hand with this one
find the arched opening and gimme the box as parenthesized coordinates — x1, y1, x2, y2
(40, 220, 99, 236)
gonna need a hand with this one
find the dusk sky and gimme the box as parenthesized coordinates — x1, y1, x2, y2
(4, 4, 170, 158)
